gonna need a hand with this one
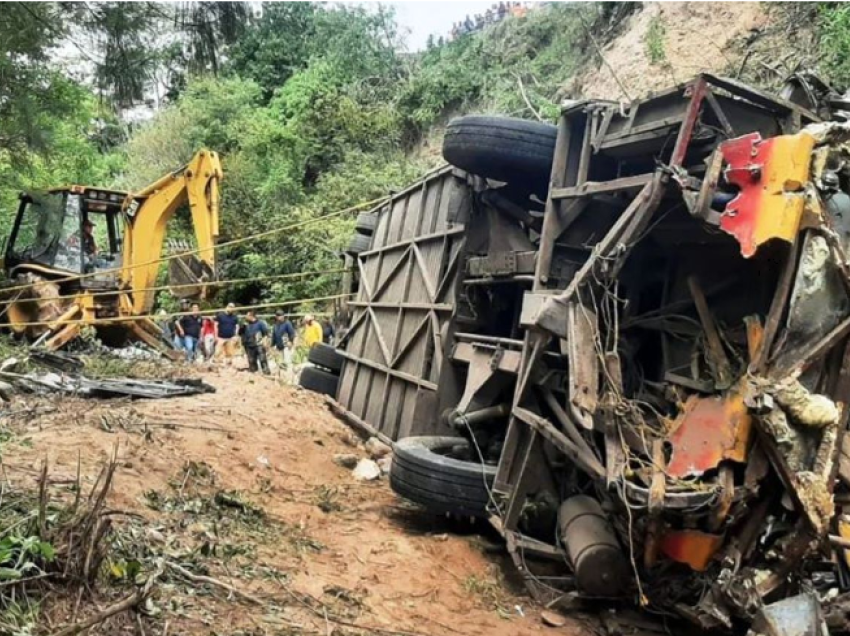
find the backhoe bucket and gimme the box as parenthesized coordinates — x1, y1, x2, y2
(168, 255, 217, 300)
(166, 240, 217, 300)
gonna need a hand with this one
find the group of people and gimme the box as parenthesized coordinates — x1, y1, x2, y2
(158, 301, 333, 376)
(449, 2, 528, 39)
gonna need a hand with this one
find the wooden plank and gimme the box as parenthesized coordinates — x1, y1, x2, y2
(326, 397, 394, 447)
(550, 173, 654, 200)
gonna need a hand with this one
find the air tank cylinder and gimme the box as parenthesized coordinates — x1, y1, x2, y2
(558, 495, 629, 597)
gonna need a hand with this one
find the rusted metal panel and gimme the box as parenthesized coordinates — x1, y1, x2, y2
(337, 167, 470, 441)
(666, 388, 753, 479)
(719, 131, 815, 257)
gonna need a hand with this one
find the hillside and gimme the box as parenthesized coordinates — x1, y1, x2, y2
(0, 1, 844, 314)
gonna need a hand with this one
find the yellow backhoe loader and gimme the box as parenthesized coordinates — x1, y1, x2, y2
(0, 150, 222, 352)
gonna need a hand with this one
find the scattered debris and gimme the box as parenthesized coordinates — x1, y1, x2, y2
(352, 458, 381, 481)
(377, 456, 392, 475)
(365, 436, 392, 459)
(0, 371, 214, 399)
(541, 609, 567, 628)
(333, 453, 359, 469)
(256, 454, 271, 469)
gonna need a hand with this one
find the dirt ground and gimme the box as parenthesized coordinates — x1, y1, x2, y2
(569, 2, 768, 101)
(1, 365, 596, 635)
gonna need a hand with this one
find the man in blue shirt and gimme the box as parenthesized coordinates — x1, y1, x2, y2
(240, 309, 270, 374)
(214, 302, 240, 366)
(272, 311, 296, 379)
(176, 303, 203, 363)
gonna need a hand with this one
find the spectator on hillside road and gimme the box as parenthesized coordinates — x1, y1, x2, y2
(241, 309, 270, 374)
(303, 314, 323, 348)
(201, 315, 217, 362)
(214, 302, 240, 366)
(177, 303, 203, 363)
(272, 310, 296, 378)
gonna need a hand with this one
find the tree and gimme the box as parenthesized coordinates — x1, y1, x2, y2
(227, 3, 318, 99)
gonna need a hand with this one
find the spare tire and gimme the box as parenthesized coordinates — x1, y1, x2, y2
(442, 116, 557, 190)
(299, 366, 339, 397)
(346, 233, 372, 255)
(307, 343, 343, 374)
(355, 212, 378, 235)
(390, 436, 496, 518)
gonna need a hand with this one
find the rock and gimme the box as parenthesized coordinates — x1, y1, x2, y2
(145, 528, 166, 543)
(541, 610, 566, 628)
(0, 381, 15, 401)
(337, 429, 360, 447)
(365, 437, 392, 459)
(377, 456, 392, 475)
(352, 458, 381, 481)
(333, 453, 359, 469)
(256, 455, 271, 469)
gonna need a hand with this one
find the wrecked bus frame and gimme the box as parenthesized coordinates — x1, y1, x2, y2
(334, 74, 850, 632)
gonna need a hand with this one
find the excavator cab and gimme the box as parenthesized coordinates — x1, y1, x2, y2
(6, 187, 126, 284)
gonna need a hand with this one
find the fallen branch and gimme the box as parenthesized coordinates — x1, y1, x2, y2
(515, 73, 543, 122)
(52, 565, 161, 636)
(166, 561, 265, 605)
(0, 572, 52, 588)
(145, 422, 227, 432)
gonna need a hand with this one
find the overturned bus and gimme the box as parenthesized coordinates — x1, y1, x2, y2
(330, 74, 850, 633)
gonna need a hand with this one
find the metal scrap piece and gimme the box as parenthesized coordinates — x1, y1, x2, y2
(666, 389, 753, 479)
(748, 592, 827, 636)
(659, 530, 723, 571)
(719, 131, 815, 258)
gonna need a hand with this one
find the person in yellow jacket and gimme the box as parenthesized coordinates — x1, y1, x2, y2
(303, 314, 324, 348)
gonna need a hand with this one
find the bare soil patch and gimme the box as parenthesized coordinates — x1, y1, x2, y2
(1, 368, 595, 635)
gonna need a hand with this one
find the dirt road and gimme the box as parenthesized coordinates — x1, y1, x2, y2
(2, 368, 593, 635)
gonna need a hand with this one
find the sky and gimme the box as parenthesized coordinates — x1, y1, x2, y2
(386, 2, 501, 51)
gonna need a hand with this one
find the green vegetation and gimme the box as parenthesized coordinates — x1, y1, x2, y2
(818, 3, 850, 88)
(2, 2, 848, 314)
(644, 15, 667, 65)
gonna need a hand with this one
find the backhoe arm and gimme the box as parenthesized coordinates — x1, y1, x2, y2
(120, 150, 222, 314)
